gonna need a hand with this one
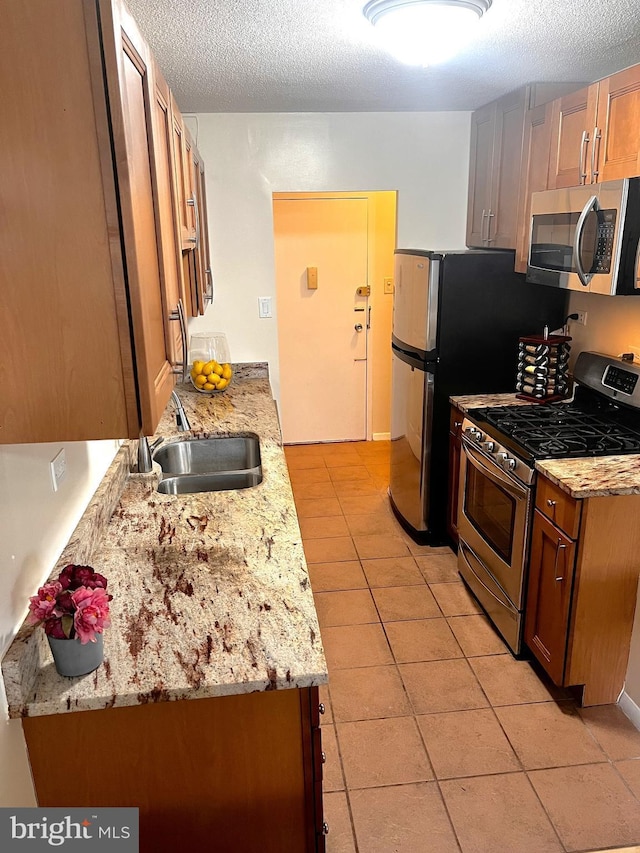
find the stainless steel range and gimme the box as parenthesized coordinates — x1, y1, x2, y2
(457, 351, 640, 654)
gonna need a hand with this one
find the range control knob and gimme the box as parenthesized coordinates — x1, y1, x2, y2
(482, 440, 496, 453)
(497, 452, 517, 471)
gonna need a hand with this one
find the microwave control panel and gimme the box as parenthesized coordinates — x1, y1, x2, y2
(592, 209, 617, 273)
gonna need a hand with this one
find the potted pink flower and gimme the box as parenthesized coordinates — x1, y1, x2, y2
(27, 564, 112, 677)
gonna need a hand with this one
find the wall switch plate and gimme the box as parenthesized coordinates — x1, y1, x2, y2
(50, 448, 66, 492)
(258, 296, 273, 318)
(384, 277, 394, 295)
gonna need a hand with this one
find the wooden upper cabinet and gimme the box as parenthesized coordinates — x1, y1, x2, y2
(150, 61, 187, 374)
(514, 102, 554, 273)
(170, 100, 196, 250)
(467, 103, 495, 247)
(547, 86, 598, 188)
(191, 147, 214, 315)
(595, 64, 640, 181)
(548, 65, 640, 188)
(98, 0, 174, 434)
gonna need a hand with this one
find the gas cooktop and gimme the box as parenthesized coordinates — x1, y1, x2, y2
(468, 401, 640, 460)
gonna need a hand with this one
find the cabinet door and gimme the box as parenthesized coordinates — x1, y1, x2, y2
(99, 0, 175, 434)
(547, 85, 598, 188)
(170, 99, 196, 251)
(150, 62, 186, 375)
(525, 509, 576, 684)
(515, 103, 554, 273)
(488, 89, 526, 249)
(446, 408, 463, 545)
(193, 155, 213, 314)
(466, 103, 495, 247)
(595, 65, 640, 182)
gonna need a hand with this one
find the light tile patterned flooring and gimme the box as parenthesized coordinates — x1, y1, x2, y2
(285, 440, 640, 853)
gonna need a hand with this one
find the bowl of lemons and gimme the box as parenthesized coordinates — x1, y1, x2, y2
(190, 359, 233, 393)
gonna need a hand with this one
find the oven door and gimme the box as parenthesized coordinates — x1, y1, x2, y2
(458, 438, 532, 609)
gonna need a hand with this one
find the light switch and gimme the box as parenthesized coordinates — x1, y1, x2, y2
(258, 297, 273, 318)
(384, 277, 394, 294)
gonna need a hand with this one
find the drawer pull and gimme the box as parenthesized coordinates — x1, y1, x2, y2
(321, 751, 326, 764)
(321, 822, 330, 836)
(546, 499, 557, 508)
(554, 540, 567, 582)
(318, 703, 326, 715)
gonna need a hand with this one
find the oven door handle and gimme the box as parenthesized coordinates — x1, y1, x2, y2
(462, 439, 528, 501)
(574, 194, 599, 287)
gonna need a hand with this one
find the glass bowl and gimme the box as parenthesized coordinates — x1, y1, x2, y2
(189, 333, 233, 394)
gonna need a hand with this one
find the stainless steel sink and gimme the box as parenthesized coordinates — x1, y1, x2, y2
(157, 470, 262, 495)
(153, 435, 262, 494)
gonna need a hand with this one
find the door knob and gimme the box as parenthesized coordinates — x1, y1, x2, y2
(355, 323, 363, 332)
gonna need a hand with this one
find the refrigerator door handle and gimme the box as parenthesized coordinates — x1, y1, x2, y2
(426, 257, 440, 353)
(419, 371, 435, 525)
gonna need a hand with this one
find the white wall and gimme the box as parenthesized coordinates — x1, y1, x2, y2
(184, 111, 471, 404)
(0, 439, 119, 805)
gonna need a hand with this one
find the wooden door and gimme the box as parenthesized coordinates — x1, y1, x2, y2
(547, 85, 598, 188)
(466, 102, 495, 247)
(489, 89, 526, 249)
(515, 102, 554, 273)
(274, 197, 369, 444)
(595, 65, 640, 182)
(525, 509, 576, 684)
(150, 61, 185, 372)
(99, 0, 174, 434)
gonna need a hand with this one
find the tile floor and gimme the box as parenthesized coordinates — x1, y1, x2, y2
(285, 440, 640, 853)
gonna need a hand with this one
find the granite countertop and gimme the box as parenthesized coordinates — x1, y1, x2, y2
(450, 392, 640, 499)
(3, 365, 328, 719)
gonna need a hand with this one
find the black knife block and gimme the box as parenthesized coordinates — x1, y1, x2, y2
(516, 334, 572, 402)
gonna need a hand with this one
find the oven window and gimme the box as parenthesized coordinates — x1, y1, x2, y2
(464, 461, 516, 564)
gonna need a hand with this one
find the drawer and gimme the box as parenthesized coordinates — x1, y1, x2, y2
(536, 476, 581, 538)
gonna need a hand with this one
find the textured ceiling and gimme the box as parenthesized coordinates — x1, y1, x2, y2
(125, 0, 640, 112)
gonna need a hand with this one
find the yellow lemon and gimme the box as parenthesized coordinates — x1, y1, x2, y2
(221, 364, 232, 381)
(190, 367, 200, 381)
(202, 360, 216, 375)
(207, 373, 221, 385)
(193, 360, 205, 375)
(211, 361, 223, 377)
(194, 374, 207, 387)
(203, 382, 215, 391)
(217, 377, 229, 390)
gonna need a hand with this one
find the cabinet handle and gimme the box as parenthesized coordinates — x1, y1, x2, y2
(579, 130, 590, 184)
(321, 751, 326, 764)
(204, 268, 214, 305)
(481, 209, 488, 245)
(591, 126, 602, 182)
(486, 209, 495, 245)
(186, 192, 200, 249)
(553, 539, 567, 582)
(454, 420, 462, 428)
(169, 298, 188, 383)
(321, 822, 330, 836)
(318, 703, 326, 715)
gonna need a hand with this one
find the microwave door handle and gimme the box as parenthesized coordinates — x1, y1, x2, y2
(574, 194, 599, 287)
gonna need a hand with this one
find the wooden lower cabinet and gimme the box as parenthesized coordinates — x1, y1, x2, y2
(525, 476, 640, 705)
(447, 406, 463, 545)
(23, 687, 326, 853)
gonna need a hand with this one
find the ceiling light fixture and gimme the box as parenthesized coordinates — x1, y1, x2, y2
(363, 0, 492, 67)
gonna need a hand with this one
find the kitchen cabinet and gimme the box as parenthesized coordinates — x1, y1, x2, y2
(548, 64, 640, 188)
(514, 102, 555, 273)
(189, 145, 214, 315)
(467, 84, 584, 252)
(447, 405, 463, 546)
(23, 686, 327, 852)
(525, 475, 640, 705)
(0, 0, 195, 443)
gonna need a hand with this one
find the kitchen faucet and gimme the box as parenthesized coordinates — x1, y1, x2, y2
(137, 390, 191, 473)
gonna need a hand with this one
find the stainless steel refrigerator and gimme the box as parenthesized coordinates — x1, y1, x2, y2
(389, 249, 567, 544)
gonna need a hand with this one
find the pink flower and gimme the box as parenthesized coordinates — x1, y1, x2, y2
(27, 582, 63, 624)
(71, 587, 111, 644)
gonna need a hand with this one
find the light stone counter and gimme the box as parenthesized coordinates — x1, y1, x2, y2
(3, 365, 327, 718)
(450, 392, 640, 499)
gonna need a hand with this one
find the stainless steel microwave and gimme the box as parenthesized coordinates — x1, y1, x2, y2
(527, 177, 640, 295)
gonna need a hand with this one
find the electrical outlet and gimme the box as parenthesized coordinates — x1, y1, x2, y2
(629, 343, 640, 363)
(50, 448, 66, 492)
(383, 277, 394, 295)
(573, 310, 587, 326)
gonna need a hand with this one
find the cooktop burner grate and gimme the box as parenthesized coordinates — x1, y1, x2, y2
(469, 402, 640, 459)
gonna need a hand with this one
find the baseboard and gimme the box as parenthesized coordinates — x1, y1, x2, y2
(619, 690, 640, 731)
(372, 432, 390, 441)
